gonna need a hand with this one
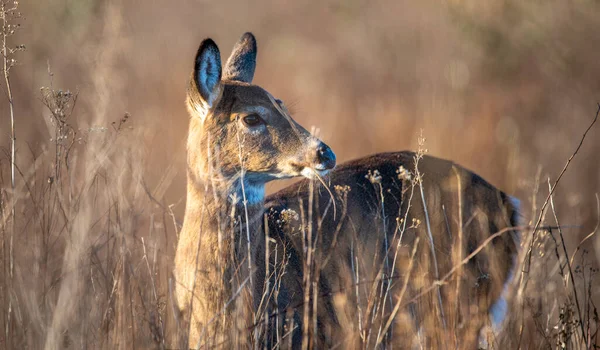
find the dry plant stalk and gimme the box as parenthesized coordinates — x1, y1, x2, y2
(1, 1, 23, 347)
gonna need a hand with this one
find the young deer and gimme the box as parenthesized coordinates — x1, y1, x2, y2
(175, 33, 520, 349)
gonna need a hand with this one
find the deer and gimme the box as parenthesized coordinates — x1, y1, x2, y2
(174, 32, 521, 349)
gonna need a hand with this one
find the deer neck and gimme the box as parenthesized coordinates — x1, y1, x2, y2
(182, 172, 266, 236)
(176, 117, 269, 344)
(177, 160, 265, 335)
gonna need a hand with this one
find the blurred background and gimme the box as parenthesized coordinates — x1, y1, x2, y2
(8, 0, 599, 228)
(1, 0, 599, 347)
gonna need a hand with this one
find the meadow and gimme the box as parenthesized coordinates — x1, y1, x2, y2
(0, 1, 599, 348)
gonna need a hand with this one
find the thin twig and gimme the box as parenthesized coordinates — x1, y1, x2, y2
(523, 104, 599, 274)
(140, 177, 183, 229)
(414, 134, 447, 332)
(376, 237, 420, 347)
(404, 225, 522, 308)
(1, 4, 20, 346)
(548, 179, 586, 343)
(520, 104, 598, 348)
(568, 193, 599, 269)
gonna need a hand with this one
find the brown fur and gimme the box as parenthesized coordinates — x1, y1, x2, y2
(174, 33, 520, 349)
(262, 152, 519, 348)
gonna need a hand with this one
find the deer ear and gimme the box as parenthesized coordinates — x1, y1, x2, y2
(223, 32, 257, 83)
(193, 38, 222, 107)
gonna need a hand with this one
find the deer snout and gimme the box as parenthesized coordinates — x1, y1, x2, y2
(314, 142, 336, 171)
(288, 141, 336, 179)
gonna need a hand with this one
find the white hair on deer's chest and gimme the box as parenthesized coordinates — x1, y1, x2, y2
(241, 184, 265, 205)
(229, 179, 265, 206)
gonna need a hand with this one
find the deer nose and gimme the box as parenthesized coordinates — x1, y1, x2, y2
(315, 143, 336, 170)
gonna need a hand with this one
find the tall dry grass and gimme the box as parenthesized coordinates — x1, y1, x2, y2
(0, 0, 599, 348)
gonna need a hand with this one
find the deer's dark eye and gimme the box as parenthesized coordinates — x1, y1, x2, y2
(242, 114, 263, 127)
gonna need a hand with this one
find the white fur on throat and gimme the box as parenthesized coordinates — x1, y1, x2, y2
(231, 180, 265, 205)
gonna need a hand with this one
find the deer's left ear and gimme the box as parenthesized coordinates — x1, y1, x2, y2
(223, 32, 257, 83)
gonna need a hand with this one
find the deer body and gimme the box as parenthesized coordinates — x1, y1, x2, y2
(174, 33, 520, 349)
(263, 152, 519, 348)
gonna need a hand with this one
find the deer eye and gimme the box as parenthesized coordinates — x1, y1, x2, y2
(242, 114, 263, 127)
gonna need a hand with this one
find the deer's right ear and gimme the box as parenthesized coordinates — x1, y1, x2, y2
(193, 39, 222, 108)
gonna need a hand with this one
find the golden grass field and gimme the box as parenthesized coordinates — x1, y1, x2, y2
(0, 0, 599, 348)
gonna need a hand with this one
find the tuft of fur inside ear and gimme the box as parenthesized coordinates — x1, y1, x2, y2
(194, 38, 222, 108)
(223, 32, 257, 83)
